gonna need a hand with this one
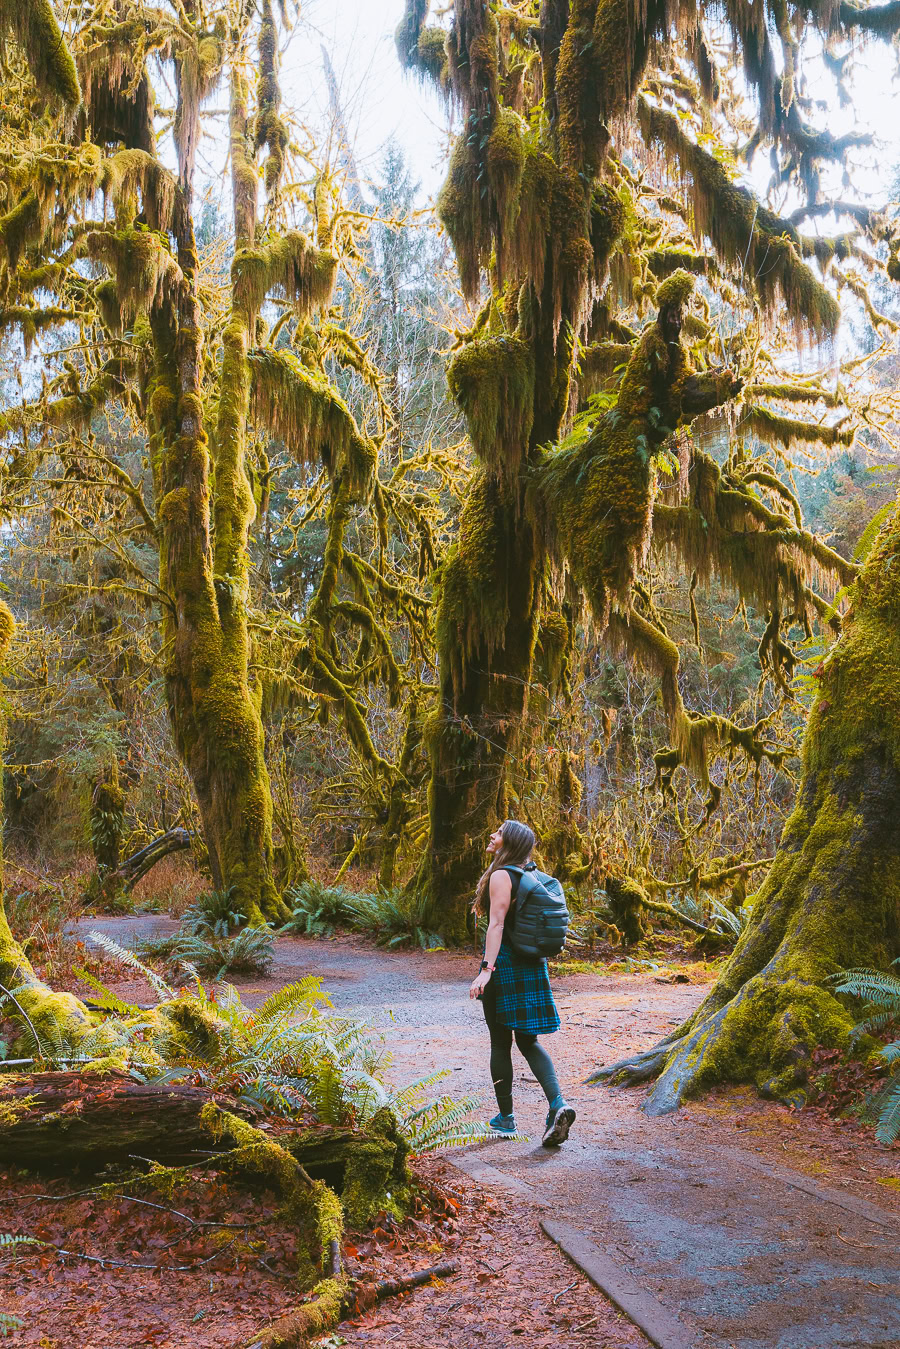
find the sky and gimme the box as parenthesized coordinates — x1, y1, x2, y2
(286, 0, 451, 203)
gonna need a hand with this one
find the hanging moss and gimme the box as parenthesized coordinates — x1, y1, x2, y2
(394, 0, 429, 69)
(447, 333, 534, 472)
(1, 0, 81, 106)
(85, 227, 182, 324)
(435, 470, 520, 702)
(537, 272, 738, 634)
(80, 42, 156, 155)
(487, 106, 526, 239)
(248, 347, 375, 497)
(436, 118, 491, 300)
(100, 150, 177, 233)
(0, 305, 77, 355)
(0, 192, 43, 272)
(743, 404, 855, 451)
(638, 98, 840, 340)
(232, 232, 336, 317)
(648, 247, 712, 278)
(416, 26, 449, 81)
(174, 29, 223, 187)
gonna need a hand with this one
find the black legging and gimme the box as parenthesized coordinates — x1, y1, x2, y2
(481, 981, 561, 1117)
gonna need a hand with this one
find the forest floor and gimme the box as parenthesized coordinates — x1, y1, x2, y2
(3, 919, 899, 1349)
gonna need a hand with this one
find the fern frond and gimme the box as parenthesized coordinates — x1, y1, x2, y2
(255, 978, 328, 1024)
(830, 967, 900, 1006)
(88, 931, 174, 1001)
(0, 1233, 47, 1250)
(874, 1076, 900, 1145)
(71, 967, 141, 1016)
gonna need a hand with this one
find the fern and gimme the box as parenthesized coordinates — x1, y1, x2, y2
(88, 931, 174, 1001)
(181, 886, 246, 939)
(71, 967, 141, 1016)
(830, 966, 900, 1006)
(853, 500, 895, 563)
(281, 880, 359, 936)
(0, 1311, 23, 1337)
(255, 978, 328, 1023)
(710, 898, 753, 937)
(170, 926, 275, 979)
(0, 1233, 47, 1251)
(829, 959, 900, 1143)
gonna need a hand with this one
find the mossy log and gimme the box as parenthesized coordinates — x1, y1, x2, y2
(0, 1075, 409, 1218)
(0, 1071, 257, 1167)
(591, 495, 900, 1111)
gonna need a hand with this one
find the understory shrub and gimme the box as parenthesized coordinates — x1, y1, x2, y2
(282, 880, 445, 949)
(132, 887, 274, 978)
(80, 936, 489, 1148)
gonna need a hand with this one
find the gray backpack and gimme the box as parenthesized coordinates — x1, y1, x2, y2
(503, 863, 570, 959)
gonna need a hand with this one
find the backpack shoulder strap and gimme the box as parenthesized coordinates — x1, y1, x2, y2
(500, 864, 524, 900)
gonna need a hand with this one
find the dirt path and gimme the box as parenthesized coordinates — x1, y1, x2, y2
(80, 921, 900, 1349)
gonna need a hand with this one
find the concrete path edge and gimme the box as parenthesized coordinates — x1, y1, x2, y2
(446, 1153, 697, 1348)
(540, 1218, 698, 1349)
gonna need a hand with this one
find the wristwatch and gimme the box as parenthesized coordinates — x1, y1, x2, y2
(480, 960, 496, 972)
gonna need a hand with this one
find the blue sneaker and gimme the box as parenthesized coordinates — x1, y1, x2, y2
(542, 1104, 576, 1147)
(488, 1112, 517, 1135)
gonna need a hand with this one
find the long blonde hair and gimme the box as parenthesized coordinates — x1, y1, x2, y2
(473, 819, 536, 915)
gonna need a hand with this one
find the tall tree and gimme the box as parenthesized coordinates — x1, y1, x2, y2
(400, 0, 900, 1105)
(0, 0, 389, 923)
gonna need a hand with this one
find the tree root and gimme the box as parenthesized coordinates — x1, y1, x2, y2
(588, 973, 854, 1113)
(242, 1262, 460, 1349)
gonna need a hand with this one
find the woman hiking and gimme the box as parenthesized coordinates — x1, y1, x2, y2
(469, 820, 576, 1146)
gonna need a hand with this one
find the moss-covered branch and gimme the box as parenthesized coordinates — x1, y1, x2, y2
(637, 98, 840, 339)
(0, 0, 81, 106)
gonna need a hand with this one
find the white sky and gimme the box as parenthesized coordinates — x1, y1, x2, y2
(287, 0, 451, 202)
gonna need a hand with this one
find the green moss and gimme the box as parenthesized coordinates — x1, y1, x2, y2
(395, 0, 429, 70)
(1, 0, 81, 106)
(638, 98, 840, 340)
(416, 25, 448, 81)
(100, 150, 177, 233)
(606, 874, 654, 945)
(447, 333, 534, 470)
(743, 405, 855, 451)
(0, 192, 43, 272)
(437, 120, 491, 300)
(85, 227, 181, 325)
(655, 268, 697, 310)
(232, 232, 336, 316)
(248, 347, 375, 498)
(487, 106, 526, 238)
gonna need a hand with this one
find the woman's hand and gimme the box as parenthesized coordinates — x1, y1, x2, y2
(469, 970, 492, 999)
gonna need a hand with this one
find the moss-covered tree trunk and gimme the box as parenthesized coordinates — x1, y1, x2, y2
(0, 601, 92, 1047)
(408, 0, 627, 936)
(150, 59, 285, 926)
(593, 497, 900, 1109)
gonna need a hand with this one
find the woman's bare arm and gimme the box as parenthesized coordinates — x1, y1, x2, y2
(469, 870, 512, 998)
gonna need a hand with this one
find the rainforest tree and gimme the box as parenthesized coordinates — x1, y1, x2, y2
(0, 0, 441, 922)
(401, 0, 900, 1104)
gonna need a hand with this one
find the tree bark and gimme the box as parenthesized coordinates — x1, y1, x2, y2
(149, 70, 285, 927)
(0, 1071, 256, 1167)
(591, 495, 900, 1110)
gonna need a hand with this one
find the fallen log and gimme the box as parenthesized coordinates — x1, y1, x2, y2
(0, 1071, 256, 1168)
(0, 1074, 410, 1225)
